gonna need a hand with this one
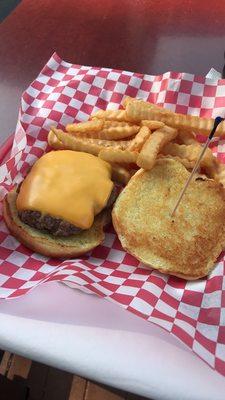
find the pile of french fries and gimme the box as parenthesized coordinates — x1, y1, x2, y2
(48, 96, 225, 186)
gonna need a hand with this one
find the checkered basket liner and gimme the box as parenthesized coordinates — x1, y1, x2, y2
(0, 53, 225, 376)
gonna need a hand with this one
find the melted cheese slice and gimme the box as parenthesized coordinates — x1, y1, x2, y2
(16, 151, 113, 229)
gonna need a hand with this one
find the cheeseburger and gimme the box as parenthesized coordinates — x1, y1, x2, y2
(3, 150, 116, 257)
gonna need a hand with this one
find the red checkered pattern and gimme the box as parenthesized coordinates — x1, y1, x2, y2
(0, 52, 225, 376)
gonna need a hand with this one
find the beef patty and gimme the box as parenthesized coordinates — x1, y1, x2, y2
(18, 185, 117, 236)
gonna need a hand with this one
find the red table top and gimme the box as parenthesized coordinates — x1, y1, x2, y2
(0, 0, 225, 140)
(0, 0, 225, 81)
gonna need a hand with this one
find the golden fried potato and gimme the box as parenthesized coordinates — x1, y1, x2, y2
(128, 126, 151, 151)
(91, 109, 129, 121)
(125, 98, 225, 137)
(48, 130, 65, 150)
(99, 148, 137, 164)
(137, 126, 178, 170)
(52, 128, 132, 155)
(175, 130, 197, 145)
(140, 120, 165, 130)
(66, 118, 104, 133)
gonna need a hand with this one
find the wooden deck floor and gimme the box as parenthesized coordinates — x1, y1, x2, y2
(0, 351, 149, 400)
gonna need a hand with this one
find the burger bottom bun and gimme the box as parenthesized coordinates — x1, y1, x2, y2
(3, 190, 110, 258)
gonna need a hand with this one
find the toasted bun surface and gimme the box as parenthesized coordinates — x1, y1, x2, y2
(112, 158, 225, 280)
(3, 190, 109, 258)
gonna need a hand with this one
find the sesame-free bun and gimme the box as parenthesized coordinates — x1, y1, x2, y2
(3, 189, 109, 258)
(112, 158, 225, 280)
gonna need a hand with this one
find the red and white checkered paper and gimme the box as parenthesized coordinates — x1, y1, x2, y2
(0, 53, 225, 376)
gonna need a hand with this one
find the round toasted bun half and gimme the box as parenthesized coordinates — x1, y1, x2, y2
(3, 189, 110, 258)
(112, 158, 225, 280)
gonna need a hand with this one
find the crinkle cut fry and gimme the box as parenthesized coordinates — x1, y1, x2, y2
(161, 142, 218, 178)
(137, 125, 178, 170)
(48, 130, 65, 149)
(51, 128, 132, 155)
(99, 148, 138, 164)
(66, 124, 140, 140)
(126, 99, 225, 136)
(91, 109, 129, 121)
(128, 126, 151, 151)
(66, 118, 104, 133)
